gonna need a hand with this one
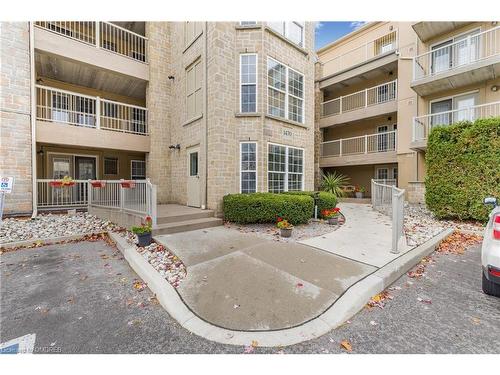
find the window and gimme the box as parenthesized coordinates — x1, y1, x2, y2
(76, 97, 95, 126)
(185, 22, 202, 46)
(52, 93, 69, 123)
(104, 157, 118, 175)
(240, 21, 257, 27)
(53, 157, 71, 179)
(240, 54, 257, 113)
(430, 92, 479, 127)
(131, 160, 146, 180)
(376, 168, 388, 180)
(267, 22, 304, 47)
(186, 59, 203, 120)
(131, 107, 146, 134)
(240, 142, 257, 193)
(103, 101, 118, 118)
(267, 57, 304, 123)
(268, 144, 304, 193)
(189, 152, 198, 176)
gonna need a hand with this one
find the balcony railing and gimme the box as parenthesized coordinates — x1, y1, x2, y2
(320, 130, 397, 157)
(321, 30, 398, 77)
(413, 26, 500, 81)
(322, 79, 397, 117)
(412, 101, 500, 142)
(36, 85, 148, 135)
(35, 21, 148, 63)
(37, 179, 90, 209)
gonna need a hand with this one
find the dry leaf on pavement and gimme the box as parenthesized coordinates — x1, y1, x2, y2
(340, 340, 352, 352)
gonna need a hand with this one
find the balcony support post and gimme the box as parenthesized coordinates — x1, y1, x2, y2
(95, 97, 101, 129)
(339, 140, 342, 156)
(364, 135, 368, 153)
(95, 21, 100, 48)
(339, 96, 343, 114)
(364, 88, 368, 108)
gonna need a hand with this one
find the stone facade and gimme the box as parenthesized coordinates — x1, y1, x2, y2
(407, 181, 426, 205)
(0, 22, 32, 215)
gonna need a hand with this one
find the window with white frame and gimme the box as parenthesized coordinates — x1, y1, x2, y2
(267, 57, 304, 123)
(240, 142, 257, 193)
(184, 22, 202, 47)
(268, 144, 304, 193)
(240, 21, 257, 26)
(267, 22, 304, 47)
(240, 54, 257, 113)
(104, 157, 118, 175)
(186, 59, 203, 120)
(131, 160, 146, 180)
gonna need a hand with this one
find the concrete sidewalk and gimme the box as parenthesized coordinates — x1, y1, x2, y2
(299, 203, 411, 267)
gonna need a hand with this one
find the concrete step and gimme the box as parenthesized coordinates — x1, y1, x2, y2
(152, 217, 223, 235)
(156, 209, 215, 225)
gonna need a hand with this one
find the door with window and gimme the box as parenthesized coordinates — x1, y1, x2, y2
(377, 125, 389, 152)
(51, 156, 71, 205)
(75, 157, 96, 204)
(187, 148, 200, 207)
(431, 40, 453, 75)
(453, 29, 480, 67)
(430, 99, 453, 128)
(453, 92, 479, 122)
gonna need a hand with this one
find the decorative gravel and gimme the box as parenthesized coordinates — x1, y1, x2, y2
(120, 231, 186, 289)
(404, 204, 484, 248)
(224, 219, 342, 243)
(0, 213, 118, 244)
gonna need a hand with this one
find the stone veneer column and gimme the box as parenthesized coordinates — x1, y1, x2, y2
(0, 22, 33, 215)
(145, 22, 171, 203)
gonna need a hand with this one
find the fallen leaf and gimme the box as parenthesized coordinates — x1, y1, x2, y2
(471, 317, 481, 325)
(296, 283, 304, 288)
(340, 340, 352, 352)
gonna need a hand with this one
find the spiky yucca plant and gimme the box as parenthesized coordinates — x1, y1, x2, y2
(321, 172, 350, 198)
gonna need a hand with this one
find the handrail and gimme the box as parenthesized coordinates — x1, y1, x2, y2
(101, 21, 148, 40)
(321, 130, 397, 157)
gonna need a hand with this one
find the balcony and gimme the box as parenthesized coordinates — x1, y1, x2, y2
(411, 101, 500, 150)
(319, 30, 398, 85)
(320, 130, 397, 167)
(35, 85, 149, 152)
(412, 27, 500, 96)
(320, 80, 397, 128)
(34, 21, 149, 81)
(412, 22, 472, 43)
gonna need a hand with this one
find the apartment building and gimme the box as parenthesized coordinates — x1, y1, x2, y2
(316, 21, 500, 203)
(0, 21, 315, 216)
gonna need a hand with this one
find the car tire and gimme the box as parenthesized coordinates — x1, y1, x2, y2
(482, 272, 500, 297)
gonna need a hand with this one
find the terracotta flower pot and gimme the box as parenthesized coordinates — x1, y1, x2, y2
(280, 228, 293, 238)
(91, 180, 106, 188)
(120, 180, 136, 188)
(50, 181, 75, 188)
(136, 232, 152, 247)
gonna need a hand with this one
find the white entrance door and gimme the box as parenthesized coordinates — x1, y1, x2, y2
(453, 92, 479, 122)
(187, 148, 201, 207)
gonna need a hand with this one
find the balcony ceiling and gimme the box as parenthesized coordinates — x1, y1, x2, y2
(35, 52, 147, 100)
(111, 22, 146, 36)
(412, 22, 472, 42)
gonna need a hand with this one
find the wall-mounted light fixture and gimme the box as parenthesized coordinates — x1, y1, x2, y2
(491, 85, 498, 92)
(168, 144, 181, 150)
(168, 76, 175, 81)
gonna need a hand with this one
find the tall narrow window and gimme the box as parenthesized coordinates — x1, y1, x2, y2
(268, 144, 303, 193)
(240, 54, 257, 113)
(267, 57, 304, 123)
(185, 22, 202, 46)
(186, 59, 203, 120)
(131, 160, 146, 180)
(240, 142, 257, 193)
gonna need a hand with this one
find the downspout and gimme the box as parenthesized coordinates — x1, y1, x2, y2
(29, 21, 37, 218)
(203, 21, 209, 209)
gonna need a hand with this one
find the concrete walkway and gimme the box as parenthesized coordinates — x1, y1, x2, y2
(299, 203, 410, 267)
(155, 228, 375, 331)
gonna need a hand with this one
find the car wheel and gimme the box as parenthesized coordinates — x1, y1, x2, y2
(482, 272, 500, 297)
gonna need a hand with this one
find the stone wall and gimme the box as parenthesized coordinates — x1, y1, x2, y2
(407, 181, 426, 204)
(0, 22, 32, 215)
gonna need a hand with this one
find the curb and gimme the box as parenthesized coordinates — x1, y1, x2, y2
(0, 232, 103, 250)
(108, 228, 454, 347)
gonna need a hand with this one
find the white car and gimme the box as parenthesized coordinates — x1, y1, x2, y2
(482, 197, 500, 297)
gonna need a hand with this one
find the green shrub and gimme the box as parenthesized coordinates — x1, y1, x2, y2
(222, 193, 314, 225)
(282, 191, 337, 218)
(425, 117, 500, 222)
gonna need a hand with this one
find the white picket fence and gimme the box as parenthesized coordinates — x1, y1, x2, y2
(371, 179, 406, 253)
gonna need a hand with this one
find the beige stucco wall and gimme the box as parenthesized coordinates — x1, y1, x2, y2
(1, 22, 33, 215)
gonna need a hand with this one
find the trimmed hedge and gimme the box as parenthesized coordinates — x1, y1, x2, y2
(425, 117, 500, 222)
(281, 191, 337, 219)
(223, 193, 314, 225)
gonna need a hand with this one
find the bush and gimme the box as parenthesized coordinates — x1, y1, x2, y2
(222, 193, 314, 225)
(425, 117, 500, 222)
(282, 191, 337, 219)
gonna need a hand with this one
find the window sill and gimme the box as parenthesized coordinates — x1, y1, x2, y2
(235, 112, 262, 118)
(265, 114, 308, 129)
(235, 25, 262, 31)
(182, 114, 203, 127)
(264, 27, 308, 56)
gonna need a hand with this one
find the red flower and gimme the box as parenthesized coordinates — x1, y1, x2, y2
(333, 207, 340, 213)
(277, 217, 283, 222)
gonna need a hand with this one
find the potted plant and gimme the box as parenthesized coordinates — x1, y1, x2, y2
(120, 180, 136, 188)
(131, 216, 153, 247)
(50, 175, 75, 188)
(322, 207, 341, 225)
(276, 217, 293, 238)
(90, 180, 106, 188)
(354, 185, 365, 199)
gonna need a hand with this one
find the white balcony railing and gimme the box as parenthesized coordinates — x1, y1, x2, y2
(36, 85, 148, 135)
(35, 21, 148, 63)
(321, 30, 398, 77)
(322, 79, 397, 117)
(413, 26, 500, 81)
(37, 179, 90, 209)
(321, 130, 397, 157)
(412, 101, 500, 142)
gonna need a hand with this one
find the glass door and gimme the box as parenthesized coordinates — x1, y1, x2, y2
(430, 99, 453, 128)
(453, 92, 479, 122)
(431, 40, 453, 75)
(75, 157, 96, 204)
(453, 29, 481, 68)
